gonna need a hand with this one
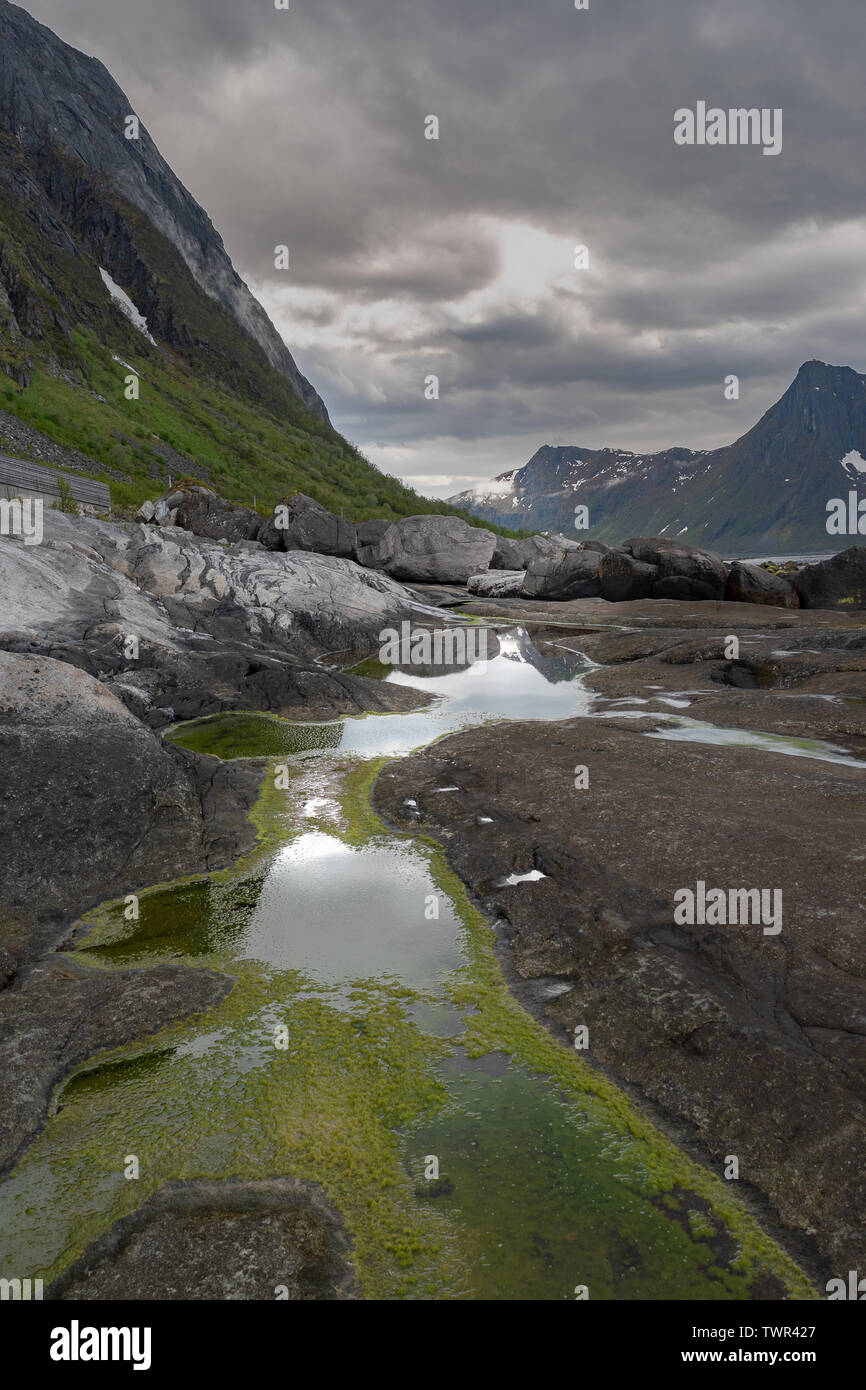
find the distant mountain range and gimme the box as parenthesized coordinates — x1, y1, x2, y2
(450, 360, 866, 554)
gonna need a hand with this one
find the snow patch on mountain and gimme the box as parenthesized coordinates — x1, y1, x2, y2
(841, 450, 866, 478)
(99, 268, 157, 345)
(469, 471, 517, 500)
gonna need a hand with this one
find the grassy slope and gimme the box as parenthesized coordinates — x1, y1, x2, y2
(0, 144, 525, 533)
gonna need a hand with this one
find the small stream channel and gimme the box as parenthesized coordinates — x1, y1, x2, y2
(1, 624, 847, 1300)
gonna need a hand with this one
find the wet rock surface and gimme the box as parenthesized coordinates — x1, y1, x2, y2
(373, 602, 866, 1276)
(3, 500, 865, 1293)
(48, 1178, 359, 1300)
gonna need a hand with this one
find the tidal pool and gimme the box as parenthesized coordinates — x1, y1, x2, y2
(0, 627, 818, 1300)
(168, 628, 595, 761)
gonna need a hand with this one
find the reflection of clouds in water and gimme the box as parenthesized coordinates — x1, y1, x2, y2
(244, 832, 463, 991)
(647, 716, 866, 769)
(171, 627, 594, 761)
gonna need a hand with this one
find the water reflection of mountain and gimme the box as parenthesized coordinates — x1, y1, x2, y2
(387, 627, 502, 678)
(498, 629, 590, 684)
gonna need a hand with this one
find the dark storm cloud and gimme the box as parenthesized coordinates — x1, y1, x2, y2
(21, 0, 866, 493)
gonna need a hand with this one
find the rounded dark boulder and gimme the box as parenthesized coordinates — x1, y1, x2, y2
(598, 549, 658, 602)
(792, 546, 866, 611)
(726, 561, 800, 608)
(260, 493, 356, 558)
(624, 537, 726, 598)
(522, 548, 602, 600)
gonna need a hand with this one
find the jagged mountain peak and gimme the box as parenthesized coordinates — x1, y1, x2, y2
(452, 363, 866, 553)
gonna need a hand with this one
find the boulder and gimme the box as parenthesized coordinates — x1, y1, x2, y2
(652, 575, 722, 601)
(0, 650, 264, 936)
(354, 518, 391, 569)
(163, 485, 217, 510)
(598, 549, 658, 602)
(577, 539, 612, 554)
(522, 549, 602, 600)
(491, 533, 578, 571)
(257, 511, 284, 551)
(136, 499, 155, 523)
(380, 515, 497, 583)
(174, 491, 262, 544)
(624, 537, 727, 598)
(726, 561, 801, 609)
(792, 547, 866, 611)
(259, 492, 356, 558)
(467, 570, 526, 598)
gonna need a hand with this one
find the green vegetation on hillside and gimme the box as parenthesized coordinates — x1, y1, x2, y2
(0, 141, 526, 534)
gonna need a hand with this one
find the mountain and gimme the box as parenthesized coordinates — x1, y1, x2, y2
(450, 361, 866, 554)
(0, 0, 495, 527)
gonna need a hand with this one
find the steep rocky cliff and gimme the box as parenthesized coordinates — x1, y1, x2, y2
(0, 0, 326, 417)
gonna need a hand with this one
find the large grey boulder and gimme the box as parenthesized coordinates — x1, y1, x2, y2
(522, 549, 602, 600)
(624, 537, 727, 598)
(792, 547, 866, 611)
(726, 561, 800, 609)
(354, 518, 391, 569)
(599, 549, 658, 602)
(380, 515, 497, 583)
(258, 492, 355, 558)
(153, 499, 178, 526)
(467, 570, 526, 598)
(491, 533, 578, 570)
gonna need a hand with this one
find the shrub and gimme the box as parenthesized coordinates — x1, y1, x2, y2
(54, 477, 79, 515)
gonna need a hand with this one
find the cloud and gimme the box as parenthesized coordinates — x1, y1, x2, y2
(20, 0, 866, 493)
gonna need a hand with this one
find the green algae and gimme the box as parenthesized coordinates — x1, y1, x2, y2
(402, 838, 816, 1299)
(0, 671, 821, 1300)
(1, 965, 467, 1297)
(167, 710, 343, 760)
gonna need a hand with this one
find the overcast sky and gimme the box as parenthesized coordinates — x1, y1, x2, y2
(24, 0, 866, 497)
